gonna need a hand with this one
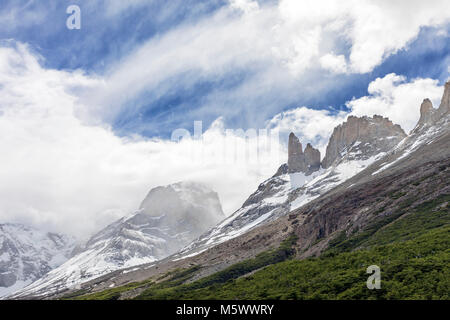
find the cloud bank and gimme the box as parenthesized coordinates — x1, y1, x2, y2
(0, 43, 283, 239)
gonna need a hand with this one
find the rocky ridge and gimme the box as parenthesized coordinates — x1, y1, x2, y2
(173, 113, 407, 262)
(322, 115, 406, 168)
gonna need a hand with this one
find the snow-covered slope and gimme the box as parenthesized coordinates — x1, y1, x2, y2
(177, 156, 386, 259)
(13, 182, 224, 298)
(177, 170, 325, 258)
(0, 224, 75, 297)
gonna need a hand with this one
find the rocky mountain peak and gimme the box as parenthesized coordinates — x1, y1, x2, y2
(322, 115, 406, 168)
(86, 181, 225, 263)
(413, 80, 450, 133)
(287, 133, 321, 175)
(437, 80, 450, 117)
(139, 181, 225, 236)
(417, 98, 435, 127)
(304, 143, 321, 172)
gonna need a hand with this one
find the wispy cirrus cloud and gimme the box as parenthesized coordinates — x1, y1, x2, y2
(347, 73, 444, 133)
(72, 0, 450, 135)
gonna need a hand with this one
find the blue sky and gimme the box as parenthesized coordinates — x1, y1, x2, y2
(1, 0, 448, 139)
(0, 0, 449, 236)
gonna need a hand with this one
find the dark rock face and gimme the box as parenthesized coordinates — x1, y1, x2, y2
(288, 133, 304, 173)
(437, 81, 450, 117)
(273, 163, 288, 177)
(322, 115, 406, 168)
(418, 99, 435, 126)
(304, 143, 321, 173)
(287, 133, 321, 175)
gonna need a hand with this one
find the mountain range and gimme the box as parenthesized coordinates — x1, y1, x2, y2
(6, 80, 450, 299)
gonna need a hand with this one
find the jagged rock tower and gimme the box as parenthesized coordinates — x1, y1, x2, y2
(437, 80, 450, 117)
(287, 133, 321, 175)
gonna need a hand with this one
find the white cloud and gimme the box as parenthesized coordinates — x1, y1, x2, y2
(347, 73, 444, 132)
(0, 44, 284, 239)
(319, 53, 348, 74)
(0, 3, 48, 31)
(80, 0, 449, 123)
(229, 0, 259, 14)
(278, 0, 450, 73)
(347, 0, 450, 73)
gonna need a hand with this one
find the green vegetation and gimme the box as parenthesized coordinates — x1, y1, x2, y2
(68, 280, 153, 300)
(165, 226, 448, 300)
(389, 191, 407, 199)
(362, 195, 450, 247)
(157, 265, 201, 282)
(71, 266, 202, 300)
(325, 194, 450, 255)
(135, 235, 298, 300)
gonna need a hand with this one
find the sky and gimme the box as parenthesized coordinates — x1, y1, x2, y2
(0, 0, 449, 239)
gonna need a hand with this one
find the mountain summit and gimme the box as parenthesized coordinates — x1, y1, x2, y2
(322, 115, 406, 168)
(413, 80, 450, 134)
